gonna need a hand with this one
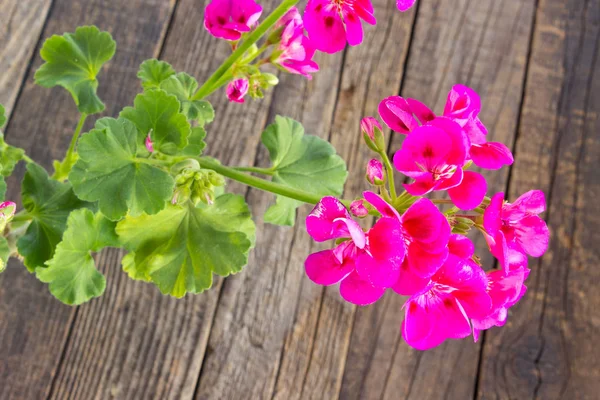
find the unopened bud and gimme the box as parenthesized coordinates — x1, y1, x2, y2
(350, 200, 369, 217)
(366, 159, 385, 185)
(360, 117, 382, 141)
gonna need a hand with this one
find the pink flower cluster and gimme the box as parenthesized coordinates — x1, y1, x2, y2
(304, 85, 549, 350)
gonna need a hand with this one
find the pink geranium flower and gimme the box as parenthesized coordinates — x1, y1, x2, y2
(226, 79, 249, 103)
(443, 84, 513, 170)
(378, 96, 434, 134)
(393, 117, 487, 209)
(204, 0, 263, 41)
(484, 190, 550, 272)
(304, 0, 376, 54)
(271, 8, 320, 79)
(401, 254, 492, 350)
(471, 266, 529, 341)
(304, 196, 405, 305)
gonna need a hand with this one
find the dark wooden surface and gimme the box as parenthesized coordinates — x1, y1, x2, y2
(0, 0, 598, 399)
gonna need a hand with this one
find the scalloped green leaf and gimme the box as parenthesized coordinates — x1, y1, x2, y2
(34, 26, 116, 114)
(0, 236, 10, 273)
(138, 59, 176, 90)
(37, 209, 119, 305)
(120, 89, 191, 154)
(261, 116, 348, 226)
(159, 73, 215, 125)
(18, 163, 92, 272)
(0, 132, 25, 178)
(0, 104, 6, 128)
(69, 117, 175, 221)
(117, 194, 255, 297)
(181, 127, 207, 156)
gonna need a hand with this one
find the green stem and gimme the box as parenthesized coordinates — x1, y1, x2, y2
(197, 157, 349, 207)
(379, 151, 397, 199)
(191, 0, 299, 100)
(66, 113, 87, 160)
(232, 166, 275, 175)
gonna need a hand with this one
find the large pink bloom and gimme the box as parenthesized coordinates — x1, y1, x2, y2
(272, 7, 319, 79)
(204, 0, 263, 41)
(393, 117, 487, 209)
(401, 255, 492, 350)
(443, 85, 513, 170)
(304, 0, 376, 54)
(471, 266, 529, 341)
(484, 190, 549, 272)
(304, 197, 405, 305)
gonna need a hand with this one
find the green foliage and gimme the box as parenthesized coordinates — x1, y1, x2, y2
(0, 132, 25, 178)
(37, 209, 119, 305)
(117, 194, 255, 297)
(18, 163, 91, 272)
(160, 73, 215, 124)
(52, 152, 78, 182)
(138, 59, 176, 90)
(261, 116, 347, 225)
(0, 237, 9, 273)
(0, 104, 6, 128)
(182, 127, 207, 157)
(34, 26, 116, 114)
(70, 117, 175, 221)
(120, 89, 191, 154)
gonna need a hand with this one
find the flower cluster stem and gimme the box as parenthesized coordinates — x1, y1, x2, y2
(192, 0, 299, 100)
(379, 151, 397, 199)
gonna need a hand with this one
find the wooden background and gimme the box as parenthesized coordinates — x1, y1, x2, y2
(1, 0, 599, 398)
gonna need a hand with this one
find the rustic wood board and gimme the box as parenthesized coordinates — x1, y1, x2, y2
(477, 0, 600, 398)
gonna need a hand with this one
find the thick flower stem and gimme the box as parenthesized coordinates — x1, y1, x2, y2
(232, 166, 275, 175)
(191, 0, 299, 100)
(66, 113, 87, 160)
(379, 151, 397, 199)
(197, 157, 350, 207)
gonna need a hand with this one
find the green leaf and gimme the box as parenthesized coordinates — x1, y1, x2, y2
(0, 236, 9, 274)
(138, 59, 176, 90)
(18, 163, 91, 272)
(117, 194, 255, 297)
(182, 126, 207, 156)
(160, 73, 215, 124)
(0, 132, 25, 177)
(37, 209, 118, 305)
(120, 89, 191, 154)
(0, 177, 6, 201)
(34, 26, 116, 114)
(70, 117, 175, 221)
(52, 152, 78, 182)
(261, 116, 347, 226)
(0, 104, 6, 128)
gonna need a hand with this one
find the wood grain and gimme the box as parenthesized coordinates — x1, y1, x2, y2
(0, 1, 176, 399)
(477, 0, 600, 398)
(0, 0, 52, 118)
(342, 1, 537, 399)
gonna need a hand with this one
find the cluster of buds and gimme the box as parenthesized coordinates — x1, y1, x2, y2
(171, 160, 225, 206)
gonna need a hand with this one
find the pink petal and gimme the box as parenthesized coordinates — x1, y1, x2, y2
(463, 117, 488, 144)
(402, 198, 445, 243)
(435, 167, 463, 191)
(334, 218, 367, 249)
(509, 190, 546, 216)
(443, 84, 481, 121)
(306, 196, 351, 242)
(483, 192, 504, 235)
(397, 0, 417, 12)
(378, 96, 420, 134)
(448, 234, 475, 258)
(447, 171, 487, 210)
(406, 98, 436, 124)
(427, 117, 469, 166)
(402, 179, 437, 196)
(344, 11, 364, 46)
(407, 242, 448, 278)
(353, 0, 377, 24)
(363, 191, 401, 219)
(304, 0, 347, 54)
(517, 215, 550, 257)
(470, 142, 514, 170)
(393, 259, 430, 295)
(305, 248, 354, 285)
(340, 271, 386, 306)
(399, 125, 455, 170)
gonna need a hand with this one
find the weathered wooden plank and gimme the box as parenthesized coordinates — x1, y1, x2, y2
(477, 0, 600, 398)
(0, 1, 176, 399)
(0, 0, 52, 117)
(341, 1, 537, 399)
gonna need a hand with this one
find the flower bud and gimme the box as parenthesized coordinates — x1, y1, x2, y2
(366, 159, 385, 185)
(226, 79, 249, 103)
(361, 117, 382, 140)
(145, 132, 154, 153)
(350, 200, 369, 217)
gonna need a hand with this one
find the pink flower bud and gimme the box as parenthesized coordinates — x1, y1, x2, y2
(366, 159, 385, 185)
(350, 200, 369, 217)
(0, 201, 16, 219)
(226, 79, 249, 103)
(145, 133, 154, 153)
(360, 117, 382, 140)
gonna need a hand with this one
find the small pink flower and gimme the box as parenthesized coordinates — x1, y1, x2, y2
(305, 196, 405, 305)
(444, 85, 513, 170)
(397, 0, 417, 11)
(360, 116, 382, 140)
(471, 266, 529, 341)
(401, 255, 492, 350)
(145, 133, 154, 153)
(226, 79, 249, 103)
(304, 0, 376, 54)
(393, 117, 487, 209)
(204, 0, 263, 41)
(378, 96, 435, 134)
(366, 159, 384, 185)
(483, 191, 549, 272)
(350, 199, 369, 217)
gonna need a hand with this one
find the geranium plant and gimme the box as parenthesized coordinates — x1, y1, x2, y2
(0, 0, 549, 350)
